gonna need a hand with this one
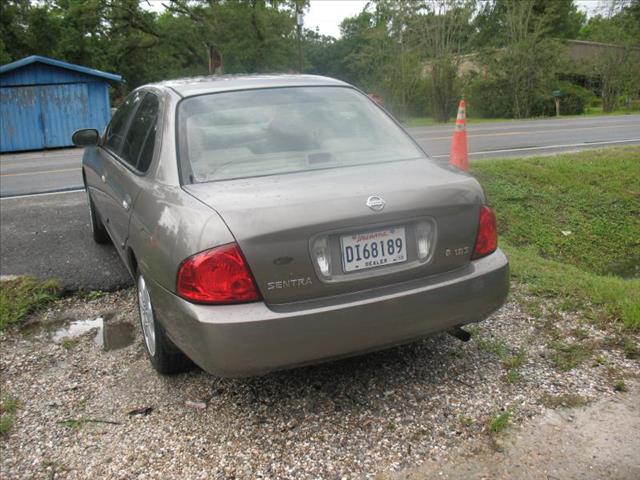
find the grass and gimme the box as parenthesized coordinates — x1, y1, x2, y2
(405, 108, 639, 127)
(473, 147, 640, 330)
(0, 276, 61, 331)
(405, 116, 514, 127)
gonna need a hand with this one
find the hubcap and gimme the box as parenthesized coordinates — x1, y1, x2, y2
(137, 275, 156, 356)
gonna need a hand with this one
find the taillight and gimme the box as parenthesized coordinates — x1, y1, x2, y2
(176, 243, 260, 304)
(472, 205, 498, 259)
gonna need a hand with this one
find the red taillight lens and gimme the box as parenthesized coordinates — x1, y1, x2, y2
(176, 243, 260, 304)
(472, 205, 498, 259)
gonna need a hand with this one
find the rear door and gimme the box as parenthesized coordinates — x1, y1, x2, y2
(101, 91, 160, 252)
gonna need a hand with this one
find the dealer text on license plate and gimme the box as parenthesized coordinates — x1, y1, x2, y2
(341, 227, 406, 272)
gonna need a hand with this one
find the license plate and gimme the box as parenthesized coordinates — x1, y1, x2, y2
(340, 227, 407, 272)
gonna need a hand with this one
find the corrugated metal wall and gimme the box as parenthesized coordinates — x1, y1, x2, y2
(0, 62, 112, 152)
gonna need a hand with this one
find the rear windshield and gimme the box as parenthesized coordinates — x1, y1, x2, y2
(177, 86, 425, 183)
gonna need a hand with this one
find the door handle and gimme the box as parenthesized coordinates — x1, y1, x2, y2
(122, 194, 132, 211)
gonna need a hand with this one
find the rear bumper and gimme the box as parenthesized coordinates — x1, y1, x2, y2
(147, 249, 509, 377)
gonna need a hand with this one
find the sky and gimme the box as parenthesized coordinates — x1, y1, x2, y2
(303, 0, 604, 38)
(144, 0, 606, 39)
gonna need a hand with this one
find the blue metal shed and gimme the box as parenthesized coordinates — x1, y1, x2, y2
(0, 55, 122, 153)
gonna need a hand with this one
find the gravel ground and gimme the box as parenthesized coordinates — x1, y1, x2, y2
(1, 288, 638, 479)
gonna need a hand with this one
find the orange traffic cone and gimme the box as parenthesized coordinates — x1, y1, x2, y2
(450, 100, 469, 171)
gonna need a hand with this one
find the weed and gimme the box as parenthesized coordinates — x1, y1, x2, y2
(477, 338, 509, 358)
(458, 415, 474, 427)
(489, 409, 511, 434)
(0, 415, 14, 436)
(614, 380, 628, 392)
(549, 340, 594, 371)
(519, 297, 543, 319)
(76, 290, 105, 301)
(0, 395, 18, 436)
(571, 328, 590, 340)
(504, 369, 523, 384)
(477, 338, 527, 374)
(593, 355, 607, 366)
(0, 277, 60, 331)
(1, 395, 18, 415)
(465, 324, 480, 338)
(60, 338, 78, 350)
(623, 339, 639, 360)
(502, 348, 526, 370)
(540, 393, 589, 409)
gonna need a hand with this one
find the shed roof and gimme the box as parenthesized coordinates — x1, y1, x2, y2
(0, 55, 122, 82)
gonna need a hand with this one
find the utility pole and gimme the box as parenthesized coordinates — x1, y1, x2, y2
(296, 5, 304, 73)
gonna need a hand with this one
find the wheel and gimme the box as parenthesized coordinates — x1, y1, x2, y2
(86, 189, 110, 244)
(136, 272, 192, 374)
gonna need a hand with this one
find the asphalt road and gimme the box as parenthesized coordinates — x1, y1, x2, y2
(407, 113, 640, 160)
(1, 114, 639, 197)
(0, 191, 132, 290)
(0, 114, 639, 290)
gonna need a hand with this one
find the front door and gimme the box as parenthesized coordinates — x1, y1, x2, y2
(101, 91, 160, 253)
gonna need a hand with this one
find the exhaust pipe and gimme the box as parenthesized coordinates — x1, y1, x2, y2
(448, 326, 471, 342)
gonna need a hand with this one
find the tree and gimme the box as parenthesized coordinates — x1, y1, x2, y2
(473, 0, 563, 118)
(579, 0, 640, 111)
(412, 0, 475, 122)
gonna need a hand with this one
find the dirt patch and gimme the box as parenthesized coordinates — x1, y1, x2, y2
(394, 382, 640, 480)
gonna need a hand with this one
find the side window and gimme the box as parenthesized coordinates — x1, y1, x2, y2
(104, 91, 144, 156)
(121, 93, 160, 172)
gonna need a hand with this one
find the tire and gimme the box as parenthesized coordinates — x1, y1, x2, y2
(136, 272, 192, 374)
(86, 189, 110, 244)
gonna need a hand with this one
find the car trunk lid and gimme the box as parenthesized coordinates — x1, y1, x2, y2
(183, 158, 484, 304)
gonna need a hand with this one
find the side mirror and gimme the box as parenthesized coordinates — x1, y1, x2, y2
(72, 128, 100, 147)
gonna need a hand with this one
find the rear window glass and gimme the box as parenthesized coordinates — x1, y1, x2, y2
(177, 86, 425, 183)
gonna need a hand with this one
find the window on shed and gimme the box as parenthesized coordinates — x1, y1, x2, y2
(121, 93, 159, 172)
(104, 91, 144, 156)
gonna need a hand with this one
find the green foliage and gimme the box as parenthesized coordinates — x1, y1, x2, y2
(578, 2, 640, 112)
(0, 277, 60, 331)
(554, 81, 595, 115)
(1, 0, 636, 118)
(473, 147, 640, 330)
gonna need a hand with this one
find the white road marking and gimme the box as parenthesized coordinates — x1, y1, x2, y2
(430, 138, 640, 158)
(0, 188, 85, 200)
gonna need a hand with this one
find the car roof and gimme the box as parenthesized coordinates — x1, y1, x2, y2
(150, 74, 350, 98)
